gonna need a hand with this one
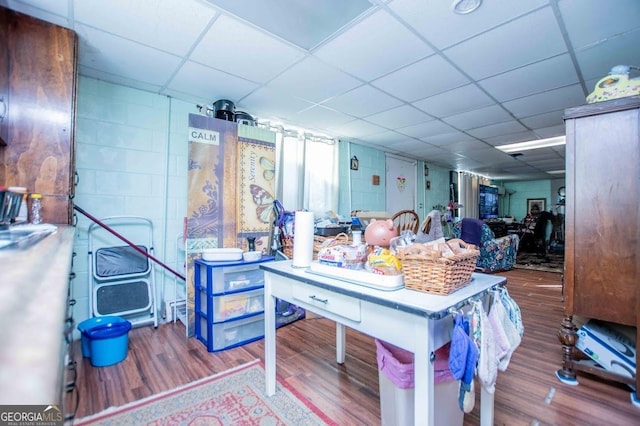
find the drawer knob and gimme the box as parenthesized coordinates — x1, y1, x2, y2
(309, 295, 328, 304)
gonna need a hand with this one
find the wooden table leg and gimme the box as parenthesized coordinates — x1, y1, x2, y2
(556, 314, 579, 385)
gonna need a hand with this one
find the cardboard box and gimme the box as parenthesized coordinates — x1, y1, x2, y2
(576, 319, 636, 380)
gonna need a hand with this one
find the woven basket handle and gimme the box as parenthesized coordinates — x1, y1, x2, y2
(327, 232, 350, 245)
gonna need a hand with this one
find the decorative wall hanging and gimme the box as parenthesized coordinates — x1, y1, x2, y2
(350, 156, 359, 170)
(396, 176, 407, 192)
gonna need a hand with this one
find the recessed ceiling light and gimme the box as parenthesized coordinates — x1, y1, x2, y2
(496, 136, 566, 153)
(546, 170, 565, 175)
(452, 0, 482, 14)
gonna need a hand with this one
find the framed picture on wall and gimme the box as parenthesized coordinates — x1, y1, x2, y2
(526, 198, 546, 214)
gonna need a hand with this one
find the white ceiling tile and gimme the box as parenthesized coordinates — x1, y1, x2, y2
(445, 7, 567, 80)
(167, 61, 259, 103)
(292, 105, 355, 130)
(322, 85, 404, 118)
(76, 24, 183, 86)
(503, 84, 586, 118)
(459, 147, 514, 164)
(267, 56, 361, 103)
(478, 54, 579, 102)
(204, 0, 374, 50)
(314, 9, 433, 81)
(190, 15, 305, 83)
(413, 84, 494, 118)
(75, 0, 216, 55)
(358, 131, 407, 145)
(467, 120, 528, 139)
(396, 120, 456, 139)
(575, 31, 640, 82)
(327, 119, 388, 139)
(484, 131, 539, 146)
(235, 87, 314, 121)
(411, 146, 449, 158)
(390, 0, 549, 49)
(520, 110, 565, 130)
(534, 124, 565, 139)
(386, 139, 433, 152)
(442, 105, 514, 131)
(559, 0, 640, 49)
(440, 139, 487, 154)
(423, 131, 475, 147)
(372, 55, 470, 102)
(364, 105, 432, 129)
(399, 120, 457, 140)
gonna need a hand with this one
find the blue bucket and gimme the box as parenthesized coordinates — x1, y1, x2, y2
(77, 316, 132, 367)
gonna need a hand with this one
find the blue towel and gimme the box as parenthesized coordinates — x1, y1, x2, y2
(448, 313, 478, 385)
(460, 218, 484, 247)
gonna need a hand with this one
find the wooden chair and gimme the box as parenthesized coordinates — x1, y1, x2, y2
(391, 209, 420, 234)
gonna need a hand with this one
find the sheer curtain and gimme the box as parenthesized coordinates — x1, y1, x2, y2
(267, 124, 339, 217)
(458, 172, 490, 219)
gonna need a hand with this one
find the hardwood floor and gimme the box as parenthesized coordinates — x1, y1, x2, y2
(69, 268, 639, 425)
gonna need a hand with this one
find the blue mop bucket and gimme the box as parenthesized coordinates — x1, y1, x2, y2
(77, 316, 132, 367)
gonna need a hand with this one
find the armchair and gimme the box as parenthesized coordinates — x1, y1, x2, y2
(452, 218, 519, 272)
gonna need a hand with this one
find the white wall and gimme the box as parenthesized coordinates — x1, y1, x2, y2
(72, 76, 192, 332)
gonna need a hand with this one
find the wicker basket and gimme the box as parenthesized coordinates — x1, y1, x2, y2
(396, 239, 479, 295)
(281, 233, 351, 260)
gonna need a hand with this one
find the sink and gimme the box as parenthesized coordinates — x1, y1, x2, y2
(0, 223, 58, 250)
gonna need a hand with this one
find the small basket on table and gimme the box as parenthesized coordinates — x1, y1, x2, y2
(396, 238, 479, 295)
(281, 233, 351, 260)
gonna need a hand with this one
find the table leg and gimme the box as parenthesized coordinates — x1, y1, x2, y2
(336, 323, 346, 364)
(264, 278, 276, 396)
(480, 385, 495, 425)
(413, 320, 434, 425)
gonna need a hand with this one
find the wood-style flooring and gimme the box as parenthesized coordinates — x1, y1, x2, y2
(68, 268, 639, 425)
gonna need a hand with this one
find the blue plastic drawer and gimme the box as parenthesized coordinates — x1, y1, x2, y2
(197, 263, 266, 293)
(198, 287, 264, 322)
(196, 313, 264, 352)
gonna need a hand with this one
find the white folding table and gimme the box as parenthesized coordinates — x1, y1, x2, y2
(262, 260, 505, 426)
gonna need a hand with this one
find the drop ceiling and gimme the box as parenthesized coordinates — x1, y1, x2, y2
(3, 0, 639, 181)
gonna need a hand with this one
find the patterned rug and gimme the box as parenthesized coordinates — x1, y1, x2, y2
(513, 252, 564, 273)
(73, 360, 335, 426)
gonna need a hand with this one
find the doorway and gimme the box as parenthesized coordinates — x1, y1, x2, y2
(385, 155, 416, 215)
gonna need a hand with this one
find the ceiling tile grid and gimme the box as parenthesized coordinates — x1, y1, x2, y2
(4, 0, 640, 180)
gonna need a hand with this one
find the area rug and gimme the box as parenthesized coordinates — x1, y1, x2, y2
(513, 252, 564, 273)
(73, 359, 335, 426)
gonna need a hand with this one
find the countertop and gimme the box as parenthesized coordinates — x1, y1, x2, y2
(0, 225, 75, 404)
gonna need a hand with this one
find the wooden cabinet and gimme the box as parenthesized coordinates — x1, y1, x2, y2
(0, 6, 77, 224)
(0, 7, 9, 148)
(557, 95, 639, 397)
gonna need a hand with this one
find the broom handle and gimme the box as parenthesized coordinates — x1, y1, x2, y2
(74, 205, 185, 281)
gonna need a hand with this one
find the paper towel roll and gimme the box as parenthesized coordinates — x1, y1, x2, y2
(292, 211, 315, 268)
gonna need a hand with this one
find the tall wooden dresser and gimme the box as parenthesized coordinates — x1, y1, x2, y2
(557, 95, 639, 401)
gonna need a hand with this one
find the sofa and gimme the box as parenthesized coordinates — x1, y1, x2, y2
(452, 218, 519, 272)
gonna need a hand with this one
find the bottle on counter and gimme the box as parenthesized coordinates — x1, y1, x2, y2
(30, 193, 42, 224)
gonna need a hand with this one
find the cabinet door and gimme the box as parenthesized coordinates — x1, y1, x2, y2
(565, 106, 639, 326)
(0, 7, 8, 147)
(4, 8, 77, 224)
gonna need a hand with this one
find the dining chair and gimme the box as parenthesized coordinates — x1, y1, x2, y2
(390, 209, 420, 234)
